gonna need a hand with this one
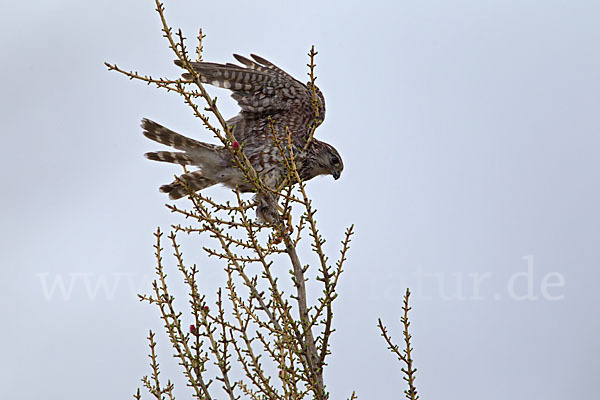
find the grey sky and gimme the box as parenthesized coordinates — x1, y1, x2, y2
(1, 0, 599, 399)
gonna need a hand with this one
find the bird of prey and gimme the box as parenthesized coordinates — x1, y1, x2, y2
(142, 54, 343, 217)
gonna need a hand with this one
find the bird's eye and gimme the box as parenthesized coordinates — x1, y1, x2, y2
(331, 156, 340, 166)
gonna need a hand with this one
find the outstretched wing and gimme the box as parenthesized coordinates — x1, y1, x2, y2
(175, 54, 324, 143)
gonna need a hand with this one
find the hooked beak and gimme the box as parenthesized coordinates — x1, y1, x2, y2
(332, 170, 340, 180)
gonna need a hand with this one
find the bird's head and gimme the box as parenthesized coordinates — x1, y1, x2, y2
(311, 140, 343, 180)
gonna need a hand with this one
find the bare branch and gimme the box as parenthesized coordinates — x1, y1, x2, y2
(377, 289, 419, 400)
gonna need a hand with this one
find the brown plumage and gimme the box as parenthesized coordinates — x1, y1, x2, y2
(143, 54, 343, 217)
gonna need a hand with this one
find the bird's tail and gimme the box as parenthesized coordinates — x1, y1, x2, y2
(142, 118, 204, 150)
(141, 118, 223, 168)
(160, 170, 216, 199)
(145, 151, 194, 165)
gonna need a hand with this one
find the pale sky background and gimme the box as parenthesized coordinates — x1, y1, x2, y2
(1, 0, 599, 399)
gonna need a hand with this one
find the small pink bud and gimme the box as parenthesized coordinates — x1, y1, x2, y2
(231, 141, 240, 150)
(203, 305, 209, 313)
(189, 324, 196, 334)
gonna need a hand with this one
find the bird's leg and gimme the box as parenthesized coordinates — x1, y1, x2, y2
(254, 189, 294, 244)
(255, 192, 278, 224)
(277, 205, 294, 234)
